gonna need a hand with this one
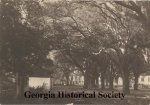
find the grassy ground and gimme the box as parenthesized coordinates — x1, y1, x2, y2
(1, 85, 150, 105)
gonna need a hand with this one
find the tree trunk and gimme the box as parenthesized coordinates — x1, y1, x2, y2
(87, 72, 93, 89)
(109, 70, 113, 90)
(20, 73, 25, 98)
(16, 72, 25, 99)
(84, 71, 93, 89)
(123, 72, 130, 94)
(91, 75, 96, 88)
(65, 75, 69, 85)
(71, 76, 73, 85)
(109, 77, 113, 89)
(84, 72, 88, 88)
(101, 72, 105, 89)
(16, 72, 19, 98)
(87, 77, 92, 89)
(95, 76, 99, 88)
(134, 75, 139, 90)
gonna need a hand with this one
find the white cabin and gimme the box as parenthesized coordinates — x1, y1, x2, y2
(139, 75, 150, 86)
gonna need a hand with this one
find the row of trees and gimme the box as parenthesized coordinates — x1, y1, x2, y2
(48, 1, 150, 94)
(1, 0, 150, 98)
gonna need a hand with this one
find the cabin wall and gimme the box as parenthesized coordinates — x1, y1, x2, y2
(28, 77, 53, 90)
(139, 76, 150, 85)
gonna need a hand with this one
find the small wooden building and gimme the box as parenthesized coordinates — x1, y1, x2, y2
(24, 69, 54, 91)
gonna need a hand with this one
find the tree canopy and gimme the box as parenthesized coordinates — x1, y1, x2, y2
(1, 0, 150, 96)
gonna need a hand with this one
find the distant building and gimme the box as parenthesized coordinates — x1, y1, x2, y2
(69, 70, 84, 86)
(28, 77, 53, 90)
(114, 77, 123, 86)
(113, 73, 150, 88)
(24, 68, 54, 91)
(54, 70, 84, 86)
(139, 74, 150, 88)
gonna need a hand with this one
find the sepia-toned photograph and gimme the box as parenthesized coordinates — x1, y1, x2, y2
(0, 0, 150, 104)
